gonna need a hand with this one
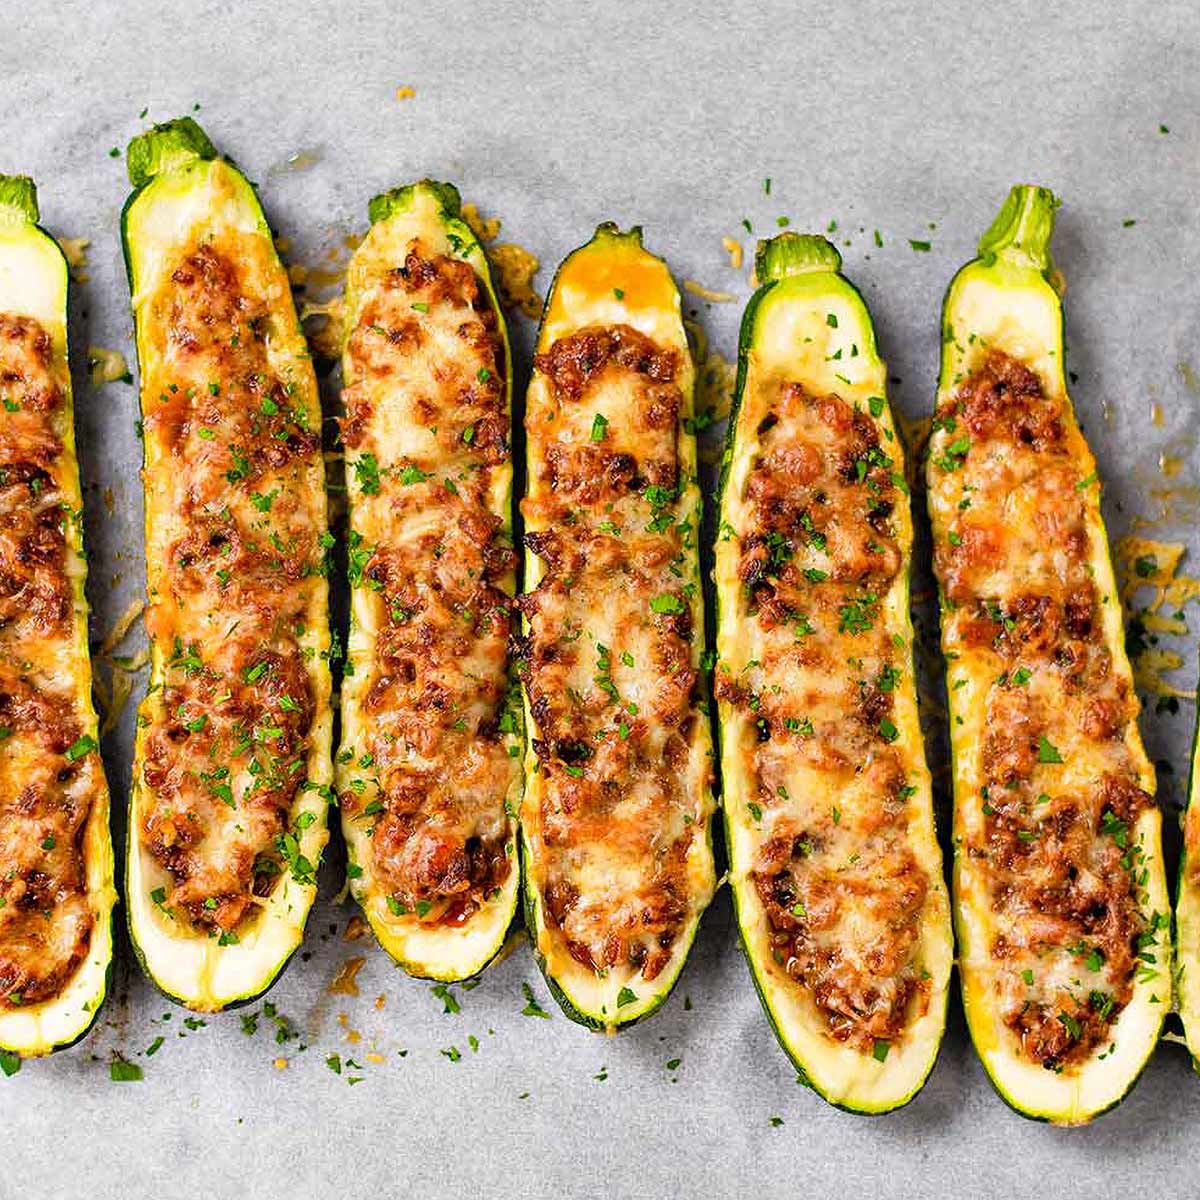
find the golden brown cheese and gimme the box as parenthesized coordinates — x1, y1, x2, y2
(930, 350, 1158, 1069)
(339, 243, 517, 924)
(520, 324, 710, 981)
(0, 314, 103, 1003)
(716, 381, 932, 1051)
(138, 243, 327, 934)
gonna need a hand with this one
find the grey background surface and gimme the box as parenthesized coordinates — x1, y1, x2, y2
(3, 1, 1200, 1196)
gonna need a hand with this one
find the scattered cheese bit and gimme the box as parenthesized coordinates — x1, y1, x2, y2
(287, 262, 310, 287)
(330, 956, 366, 997)
(56, 235, 90, 283)
(395, 85, 416, 101)
(461, 202, 501, 245)
(1115, 536, 1200, 700)
(684, 318, 735, 429)
(346, 1029, 362, 1045)
(99, 666, 133, 737)
(343, 915, 369, 941)
(683, 279, 736, 303)
(300, 295, 345, 360)
(99, 597, 146, 657)
(273, 236, 292, 256)
(489, 243, 542, 319)
(374, 993, 387, 1010)
(722, 237, 744, 270)
(273, 1058, 288, 1070)
(366, 1052, 386, 1065)
(87, 346, 130, 387)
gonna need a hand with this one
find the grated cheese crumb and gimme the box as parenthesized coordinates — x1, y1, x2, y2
(87, 346, 130, 387)
(683, 280, 736, 303)
(461, 203, 501, 245)
(489, 242, 542, 319)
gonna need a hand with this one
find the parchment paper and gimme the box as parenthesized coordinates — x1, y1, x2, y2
(2, 2, 1199, 1196)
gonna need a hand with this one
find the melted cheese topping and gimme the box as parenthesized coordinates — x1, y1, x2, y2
(522, 286, 716, 1015)
(0, 314, 108, 1006)
(134, 212, 330, 937)
(929, 349, 1164, 1070)
(717, 376, 939, 1053)
(339, 239, 519, 931)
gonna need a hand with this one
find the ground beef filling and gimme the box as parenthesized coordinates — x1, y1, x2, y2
(340, 245, 515, 923)
(519, 324, 703, 981)
(139, 245, 323, 933)
(936, 351, 1154, 1070)
(0, 313, 96, 1005)
(718, 379, 931, 1052)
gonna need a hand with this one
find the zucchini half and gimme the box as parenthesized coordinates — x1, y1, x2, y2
(1177, 681, 1200, 1060)
(714, 233, 953, 1112)
(121, 120, 333, 1010)
(928, 185, 1170, 1123)
(519, 225, 717, 1028)
(0, 177, 116, 1055)
(337, 181, 521, 980)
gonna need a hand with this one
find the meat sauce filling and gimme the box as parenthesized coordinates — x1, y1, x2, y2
(932, 351, 1157, 1070)
(0, 314, 98, 1005)
(520, 325, 706, 982)
(717, 381, 931, 1052)
(340, 244, 516, 924)
(139, 245, 324, 934)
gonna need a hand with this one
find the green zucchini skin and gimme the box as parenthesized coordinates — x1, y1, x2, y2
(337, 179, 523, 982)
(929, 186, 1170, 1124)
(518, 224, 718, 1031)
(715, 233, 952, 1114)
(0, 176, 117, 1057)
(1176, 647, 1200, 1064)
(120, 119, 332, 1012)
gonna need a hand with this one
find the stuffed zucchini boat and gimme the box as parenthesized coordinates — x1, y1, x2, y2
(518, 224, 717, 1028)
(337, 181, 521, 980)
(1177, 685, 1200, 1062)
(121, 119, 333, 1010)
(928, 185, 1170, 1123)
(0, 176, 116, 1056)
(715, 233, 953, 1112)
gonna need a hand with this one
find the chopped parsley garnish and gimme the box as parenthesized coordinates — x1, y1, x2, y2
(353, 453, 382, 495)
(837, 593, 877, 635)
(399, 464, 430, 486)
(650, 593, 684, 615)
(590, 413, 609, 442)
(521, 982, 551, 1018)
(1036, 736, 1063, 764)
(66, 734, 97, 761)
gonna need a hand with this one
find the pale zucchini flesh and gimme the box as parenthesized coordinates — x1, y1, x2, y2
(337, 180, 520, 981)
(0, 177, 116, 1056)
(715, 233, 952, 1113)
(520, 225, 717, 1029)
(121, 121, 332, 1011)
(929, 186, 1170, 1123)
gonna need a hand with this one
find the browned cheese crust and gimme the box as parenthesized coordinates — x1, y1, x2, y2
(717, 381, 931, 1051)
(932, 350, 1155, 1069)
(520, 324, 708, 982)
(0, 314, 99, 1004)
(139, 245, 325, 934)
(340, 244, 515, 924)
